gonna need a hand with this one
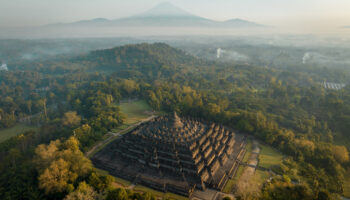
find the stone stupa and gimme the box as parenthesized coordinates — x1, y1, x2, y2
(92, 112, 244, 196)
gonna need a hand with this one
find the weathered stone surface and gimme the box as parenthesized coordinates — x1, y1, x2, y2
(92, 112, 244, 196)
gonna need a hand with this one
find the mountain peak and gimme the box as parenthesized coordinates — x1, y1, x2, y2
(138, 2, 193, 17)
(44, 2, 264, 30)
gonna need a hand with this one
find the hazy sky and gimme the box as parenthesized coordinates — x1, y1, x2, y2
(1, 0, 350, 28)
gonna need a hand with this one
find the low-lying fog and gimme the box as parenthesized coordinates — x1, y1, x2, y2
(2, 35, 350, 74)
(1, 26, 350, 39)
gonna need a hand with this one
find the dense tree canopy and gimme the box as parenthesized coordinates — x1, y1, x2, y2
(0, 42, 349, 199)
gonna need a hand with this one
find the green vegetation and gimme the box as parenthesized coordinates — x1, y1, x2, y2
(0, 42, 349, 199)
(223, 165, 245, 194)
(86, 100, 152, 161)
(223, 179, 235, 194)
(111, 124, 129, 132)
(119, 100, 152, 125)
(0, 124, 37, 142)
(110, 100, 152, 132)
(223, 140, 254, 194)
(254, 169, 270, 185)
(87, 135, 120, 158)
(133, 185, 189, 200)
(133, 185, 164, 197)
(224, 143, 276, 195)
(113, 177, 132, 188)
(344, 169, 350, 198)
(87, 123, 139, 158)
(106, 187, 156, 200)
(95, 168, 131, 187)
(258, 144, 283, 169)
(95, 168, 110, 176)
(242, 140, 252, 163)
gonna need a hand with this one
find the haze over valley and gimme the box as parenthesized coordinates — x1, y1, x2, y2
(0, 1, 350, 200)
(1, 1, 350, 38)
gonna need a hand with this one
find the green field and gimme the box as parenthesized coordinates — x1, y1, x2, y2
(344, 168, 350, 198)
(133, 185, 189, 200)
(134, 185, 165, 197)
(223, 139, 252, 194)
(242, 139, 252, 163)
(223, 178, 235, 193)
(223, 165, 245, 194)
(96, 168, 132, 187)
(0, 124, 38, 143)
(258, 144, 283, 169)
(222, 142, 282, 194)
(119, 100, 152, 125)
(253, 169, 270, 185)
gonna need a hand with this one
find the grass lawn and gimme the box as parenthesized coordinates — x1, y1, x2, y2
(223, 165, 245, 194)
(111, 124, 129, 132)
(234, 165, 245, 183)
(258, 144, 283, 169)
(0, 124, 38, 143)
(223, 179, 235, 193)
(133, 185, 167, 198)
(242, 139, 252, 163)
(95, 168, 131, 187)
(114, 177, 132, 187)
(223, 140, 253, 194)
(134, 185, 189, 200)
(119, 100, 152, 125)
(344, 168, 350, 198)
(254, 169, 270, 186)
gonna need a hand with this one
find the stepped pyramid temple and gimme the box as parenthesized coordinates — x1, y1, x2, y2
(92, 112, 246, 197)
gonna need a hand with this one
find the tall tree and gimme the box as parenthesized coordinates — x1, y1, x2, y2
(62, 111, 81, 128)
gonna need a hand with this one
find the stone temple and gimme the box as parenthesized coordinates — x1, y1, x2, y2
(92, 112, 246, 197)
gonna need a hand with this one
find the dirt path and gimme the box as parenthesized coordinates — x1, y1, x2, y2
(86, 115, 156, 157)
(235, 140, 261, 196)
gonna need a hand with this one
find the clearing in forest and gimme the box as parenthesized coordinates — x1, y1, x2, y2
(258, 144, 283, 169)
(0, 124, 38, 143)
(119, 99, 153, 125)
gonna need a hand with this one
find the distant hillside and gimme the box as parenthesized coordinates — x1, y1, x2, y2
(79, 43, 200, 75)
